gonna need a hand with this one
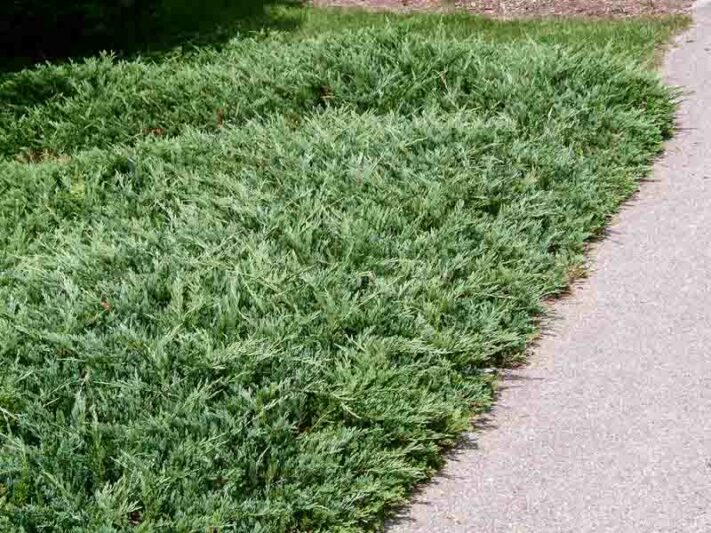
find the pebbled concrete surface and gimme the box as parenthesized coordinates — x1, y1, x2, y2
(390, 2, 711, 532)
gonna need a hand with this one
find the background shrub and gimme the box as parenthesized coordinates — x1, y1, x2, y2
(0, 0, 286, 67)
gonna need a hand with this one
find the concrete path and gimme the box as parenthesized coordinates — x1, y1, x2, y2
(391, 3, 711, 532)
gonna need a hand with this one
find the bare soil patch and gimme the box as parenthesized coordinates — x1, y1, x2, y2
(311, 0, 691, 18)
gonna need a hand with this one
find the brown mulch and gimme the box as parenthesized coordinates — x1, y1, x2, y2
(311, 0, 692, 18)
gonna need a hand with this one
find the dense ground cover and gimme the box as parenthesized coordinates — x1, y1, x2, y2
(0, 7, 684, 531)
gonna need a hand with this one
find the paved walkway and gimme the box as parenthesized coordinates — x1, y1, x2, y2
(391, 2, 711, 532)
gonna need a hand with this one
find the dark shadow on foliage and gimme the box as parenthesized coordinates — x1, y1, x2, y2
(0, 0, 303, 71)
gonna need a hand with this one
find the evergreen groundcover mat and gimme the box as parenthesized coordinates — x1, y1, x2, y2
(0, 9, 684, 531)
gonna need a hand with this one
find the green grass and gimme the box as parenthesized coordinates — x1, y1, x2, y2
(0, 7, 684, 531)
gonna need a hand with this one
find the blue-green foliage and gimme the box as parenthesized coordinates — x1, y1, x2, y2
(0, 13, 678, 532)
